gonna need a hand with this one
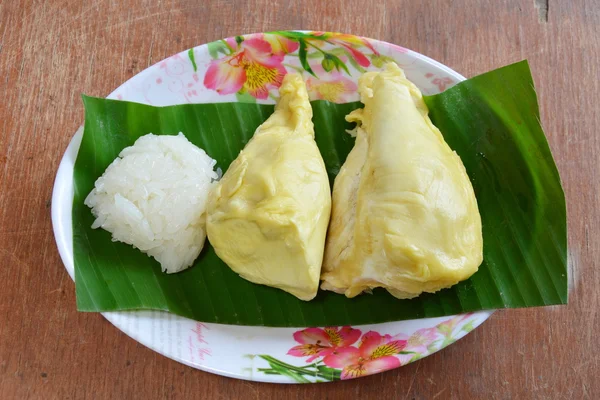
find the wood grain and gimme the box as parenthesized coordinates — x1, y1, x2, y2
(0, 0, 598, 398)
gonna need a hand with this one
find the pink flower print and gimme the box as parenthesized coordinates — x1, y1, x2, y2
(167, 77, 184, 93)
(432, 77, 453, 91)
(329, 33, 379, 55)
(159, 54, 187, 75)
(306, 65, 357, 103)
(436, 313, 473, 337)
(323, 331, 407, 379)
(238, 33, 299, 56)
(287, 326, 361, 362)
(310, 32, 377, 67)
(395, 327, 440, 364)
(204, 59, 247, 95)
(263, 34, 299, 56)
(425, 72, 454, 92)
(338, 44, 370, 67)
(404, 327, 439, 354)
(204, 37, 287, 99)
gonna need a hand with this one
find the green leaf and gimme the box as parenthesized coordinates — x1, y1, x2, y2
(322, 56, 335, 72)
(325, 53, 350, 75)
(267, 362, 311, 383)
(427, 341, 440, 353)
(258, 355, 331, 382)
(257, 369, 280, 375)
(329, 47, 350, 57)
(206, 40, 229, 58)
(461, 321, 475, 333)
(73, 60, 567, 327)
(187, 49, 197, 72)
(370, 54, 396, 68)
(316, 365, 342, 380)
(270, 31, 328, 41)
(298, 40, 317, 77)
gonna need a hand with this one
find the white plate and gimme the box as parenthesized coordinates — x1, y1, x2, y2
(52, 31, 492, 383)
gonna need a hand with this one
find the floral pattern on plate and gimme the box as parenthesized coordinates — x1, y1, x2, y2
(201, 31, 385, 102)
(250, 313, 477, 382)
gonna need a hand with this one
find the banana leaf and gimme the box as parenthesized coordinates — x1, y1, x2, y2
(73, 61, 567, 326)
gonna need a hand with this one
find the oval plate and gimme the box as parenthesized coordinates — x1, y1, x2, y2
(52, 31, 492, 383)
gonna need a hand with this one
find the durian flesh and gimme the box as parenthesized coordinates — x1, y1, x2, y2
(207, 74, 331, 301)
(321, 63, 483, 299)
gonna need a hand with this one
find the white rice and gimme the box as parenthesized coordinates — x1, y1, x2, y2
(84, 133, 218, 273)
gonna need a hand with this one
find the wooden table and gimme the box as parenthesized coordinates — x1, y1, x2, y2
(1, 0, 598, 398)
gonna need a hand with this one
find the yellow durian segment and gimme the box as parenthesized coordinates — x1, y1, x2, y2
(207, 74, 332, 301)
(321, 63, 483, 299)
